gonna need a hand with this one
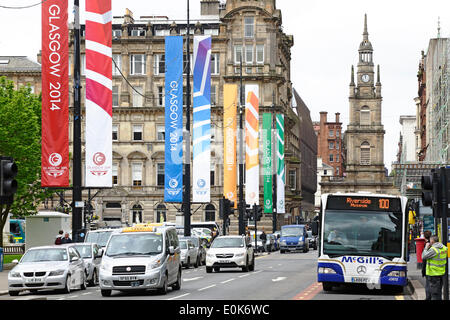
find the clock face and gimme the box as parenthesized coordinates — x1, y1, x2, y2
(362, 74, 370, 83)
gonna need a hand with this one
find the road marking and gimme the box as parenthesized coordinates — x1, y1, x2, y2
(81, 292, 90, 295)
(395, 295, 405, 300)
(238, 274, 251, 278)
(272, 277, 287, 282)
(168, 293, 191, 300)
(198, 284, 216, 291)
(183, 277, 203, 282)
(292, 282, 322, 300)
(221, 278, 236, 284)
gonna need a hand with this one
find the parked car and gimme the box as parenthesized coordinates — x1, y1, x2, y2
(307, 230, 318, 250)
(206, 235, 254, 273)
(8, 245, 87, 296)
(179, 238, 199, 268)
(84, 228, 121, 249)
(249, 231, 265, 252)
(267, 234, 278, 251)
(64, 243, 103, 286)
(181, 236, 206, 266)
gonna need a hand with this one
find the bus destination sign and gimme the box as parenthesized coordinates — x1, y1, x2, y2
(327, 196, 402, 212)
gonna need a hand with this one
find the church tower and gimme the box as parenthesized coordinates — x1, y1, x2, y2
(345, 14, 386, 184)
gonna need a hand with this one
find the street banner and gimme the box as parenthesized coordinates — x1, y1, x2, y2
(192, 36, 212, 203)
(245, 85, 260, 207)
(164, 36, 184, 203)
(223, 84, 238, 205)
(276, 114, 286, 214)
(263, 113, 273, 213)
(41, 0, 70, 187)
(85, 0, 113, 187)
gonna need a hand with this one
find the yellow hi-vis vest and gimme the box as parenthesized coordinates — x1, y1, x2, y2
(426, 246, 448, 276)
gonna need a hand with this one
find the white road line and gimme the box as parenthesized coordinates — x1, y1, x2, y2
(272, 277, 287, 282)
(183, 277, 203, 282)
(221, 278, 236, 284)
(168, 293, 191, 300)
(198, 284, 216, 291)
(238, 274, 251, 278)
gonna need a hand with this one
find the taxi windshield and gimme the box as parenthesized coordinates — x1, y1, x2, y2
(106, 233, 163, 257)
(323, 210, 403, 259)
(22, 249, 68, 262)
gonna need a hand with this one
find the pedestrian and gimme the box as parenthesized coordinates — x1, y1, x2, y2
(260, 228, 267, 253)
(60, 232, 73, 244)
(422, 235, 448, 300)
(54, 230, 64, 245)
(421, 230, 432, 299)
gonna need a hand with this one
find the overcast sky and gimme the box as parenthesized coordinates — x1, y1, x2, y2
(1, 0, 450, 171)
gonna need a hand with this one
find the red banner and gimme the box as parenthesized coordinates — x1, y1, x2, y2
(41, 0, 69, 187)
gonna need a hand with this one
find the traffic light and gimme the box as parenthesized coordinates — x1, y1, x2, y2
(254, 205, 262, 222)
(0, 156, 18, 205)
(219, 197, 235, 221)
(422, 169, 442, 218)
(244, 204, 252, 220)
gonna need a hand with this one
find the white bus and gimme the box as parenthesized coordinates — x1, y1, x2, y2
(318, 193, 409, 292)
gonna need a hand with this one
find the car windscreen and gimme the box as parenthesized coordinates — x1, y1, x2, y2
(106, 233, 163, 257)
(86, 231, 113, 247)
(21, 249, 68, 262)
(323, 209, 403, 259)
(211, 237, 244, 248)
(281, 227, 303, 237)
(179, 241, 188, 249)
(73, 245, 92, 258)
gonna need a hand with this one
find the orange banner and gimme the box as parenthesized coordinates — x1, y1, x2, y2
(223, 84, 237, 206)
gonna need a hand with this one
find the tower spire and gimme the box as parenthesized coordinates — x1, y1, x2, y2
(351, 65, 355, 85)
(363, 13, 369, 40)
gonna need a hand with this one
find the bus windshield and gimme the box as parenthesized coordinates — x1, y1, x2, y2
(323, 210, 403, 259)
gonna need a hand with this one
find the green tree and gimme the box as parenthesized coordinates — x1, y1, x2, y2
(0, 77, 54, 247)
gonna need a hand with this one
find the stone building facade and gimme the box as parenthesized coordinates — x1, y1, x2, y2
(55, 0, 298, 232)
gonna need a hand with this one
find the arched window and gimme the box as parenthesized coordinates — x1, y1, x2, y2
(156, 204, 167, 223)
(360, 141, 371, 165)
(205, 204, 216, 222)
(360, 106, 370, 125)
(132, 204, 143, 224)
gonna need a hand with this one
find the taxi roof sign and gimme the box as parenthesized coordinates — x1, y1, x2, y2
(122, 226, 157, 233)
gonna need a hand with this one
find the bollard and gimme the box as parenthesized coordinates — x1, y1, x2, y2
(415, 238, 426, 269)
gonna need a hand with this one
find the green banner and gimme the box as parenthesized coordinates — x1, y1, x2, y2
(263, 113, 273, 213)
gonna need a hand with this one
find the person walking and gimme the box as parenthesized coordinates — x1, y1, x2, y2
(260, 228, 267, 253)
(60, 232, 73, 244)
(422, 235, 448, 300)
(54, 230, 64, 245)
(421, 230, 432, 298)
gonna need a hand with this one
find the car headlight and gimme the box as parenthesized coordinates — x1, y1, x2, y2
(388, 271, 406, 277)
(9, 271, 21, 278)
(149, 259, 163, 269)
(49, 270, 65, 276)
(318, 267, 336, 274)
(281, 240, 286, 245)
(207, 252, 215, 258)
(235, 252, 245, 257)
(100, 262, 112, 272)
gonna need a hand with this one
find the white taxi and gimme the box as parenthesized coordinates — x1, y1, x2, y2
(206, 236, 254, 273)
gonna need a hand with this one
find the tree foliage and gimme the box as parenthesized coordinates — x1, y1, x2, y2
(0, 76, 54, 246)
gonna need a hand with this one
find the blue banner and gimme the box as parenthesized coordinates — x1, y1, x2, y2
(164, 36, 183, 203)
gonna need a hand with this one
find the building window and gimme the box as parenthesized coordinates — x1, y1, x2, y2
(204, 29, 219, 36)
(211, 53, 220, 75)
(244, 17, 254, 38)
(157, 126, 165, 141)
(157, 86, 164, 106)
(256, 44, 264, 64)
(132, 163, 143, 186)
(112, 86, 119, 107)
(154, 54, 165, 75)
(245, 45, 253, 64)
(211, 85, 217, 105)
(210, 166, 215, 186)
(132, 205, 143, 224)
(130, 28, 146, 37)
(133, 125, 143, 141)
(329, 130, 334, 137)
(132, 86, 143, 108)
(336, 142, 340, 150)
(112, 54, 121, 76)
(112, 124, 118, 141)
(112, 29, 122, 38)
(329, 142, 334, 150)
(156, 204, 167, 222)
(360, 141, 371, 165)
(130, 54, 146, 75)
(205, 204, 216, 222)
(112, 163, 118, 185)
(155, 29, 170, 36)
(329, 154, 334, 162)
(234, 45, 242, 64)
(335, 167, 340, 176)
(336, 154, 340, 162)
(157, 163, 165, 186)
(288, 169, 297, 190)
(360, 106, 370, 125)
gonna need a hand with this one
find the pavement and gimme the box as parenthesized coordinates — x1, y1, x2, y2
(0, 253, 429, 299)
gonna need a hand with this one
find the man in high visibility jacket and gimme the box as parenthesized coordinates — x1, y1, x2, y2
(422, 235, 448, 300)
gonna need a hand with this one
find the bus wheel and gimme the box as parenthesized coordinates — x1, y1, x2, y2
(322, 282, 333, 292)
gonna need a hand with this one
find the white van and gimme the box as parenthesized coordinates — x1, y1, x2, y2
(99, 225, 181, 296)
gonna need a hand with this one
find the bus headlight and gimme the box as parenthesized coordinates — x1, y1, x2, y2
(318, 267, 336, 274)
(387, 271, 406, 277)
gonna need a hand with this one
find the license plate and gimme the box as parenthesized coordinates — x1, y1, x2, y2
(26, 278, 43, 283)
(219, 260, 231, 264)
(120, 276, 138, 281)
(351, 277, 370, 283)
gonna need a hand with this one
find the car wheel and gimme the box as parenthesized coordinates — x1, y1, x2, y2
(9, 291, 19, 297)
(195, 257, 199, 268)
(249, 255, 255, 271)
(90, 269, 99, 287)
(101, 289, 111, 297)
(81, 272, 87, 290)
(214, 267, 220, 272)
(63, 274, 71, 294)
(172, 269, 182, 291)
(158, 274, 168, 295)
(186, 258, 190, 269)
(206, 266, 212, 273)
(242, 258, 249, 272)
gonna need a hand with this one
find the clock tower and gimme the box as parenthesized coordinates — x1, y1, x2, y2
(321, 14, 398, 195)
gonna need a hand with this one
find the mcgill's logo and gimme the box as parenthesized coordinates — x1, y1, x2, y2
(341, 256, 383, 265)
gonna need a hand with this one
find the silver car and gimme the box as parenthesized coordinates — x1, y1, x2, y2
(65, 243, 103, 286)
(179, 239, 198, 268)
(8, 245, 87, 296)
